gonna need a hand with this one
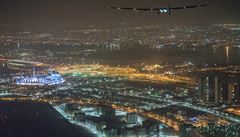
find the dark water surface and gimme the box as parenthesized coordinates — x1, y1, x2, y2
(0, 101, 93, 137)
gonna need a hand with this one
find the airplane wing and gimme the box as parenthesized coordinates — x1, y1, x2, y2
(110, 4, 207, 13)
(110, 7, 153, 11)
(171, 4, 207, 10)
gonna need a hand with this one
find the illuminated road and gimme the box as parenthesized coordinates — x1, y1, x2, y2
(56, 64, 195, 85)
(177, 102, 240, 123)
(200, 65, 240, 74)
(7, 59, 46, 67)
(226, 108, 240, 116)
(123, 94, 240, 123)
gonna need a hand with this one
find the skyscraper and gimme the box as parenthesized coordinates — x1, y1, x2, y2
(199, 72, 240, 105)
(199, 75, 218, 104)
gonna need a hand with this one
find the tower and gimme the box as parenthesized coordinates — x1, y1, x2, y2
(214, 76, 221, 104)
(199, 75, 221, 104)
(17, 42, 20, 49)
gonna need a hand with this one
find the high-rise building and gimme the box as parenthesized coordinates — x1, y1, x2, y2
(234, 83, 240, 103)
(126, 113, 138, 124)
(97, 106, 115, 117)
(179, 124, 201, 137)
(199, 72, 240, 105)
(199, 75, 219, 103)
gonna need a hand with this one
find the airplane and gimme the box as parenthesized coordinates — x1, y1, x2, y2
(110, 4, 207, 15)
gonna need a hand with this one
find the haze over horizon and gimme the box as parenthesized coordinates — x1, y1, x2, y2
(0, 0, 240, 28)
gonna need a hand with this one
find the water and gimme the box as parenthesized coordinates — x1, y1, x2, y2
(0, 101, 94, 137)
(88, 46, 240, 65)
(1, 46, 240, 68)
(194, 46, 240, 65)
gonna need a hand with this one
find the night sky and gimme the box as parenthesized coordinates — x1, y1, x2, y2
(0, 0, 240, 28)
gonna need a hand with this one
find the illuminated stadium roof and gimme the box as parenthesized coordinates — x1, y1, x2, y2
(14, 71, 65, 86)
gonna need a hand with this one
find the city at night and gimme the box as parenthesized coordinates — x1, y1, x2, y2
(0, 0, 240, 137)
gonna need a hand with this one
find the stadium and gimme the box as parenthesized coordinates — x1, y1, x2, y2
(14, 69, 65, 86)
